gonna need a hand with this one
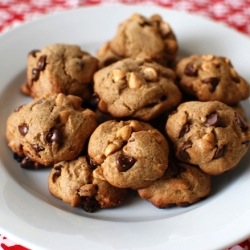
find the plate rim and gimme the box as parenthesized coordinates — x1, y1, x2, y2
(0, 4, 250, 250)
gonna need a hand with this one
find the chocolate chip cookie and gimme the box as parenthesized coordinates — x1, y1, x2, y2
(138, 161, 211, 208)
(6, 93, 97, 167)
(176, 54, 250, 105)
(48, 156, 128, 212)
(21, 43, 99, 99)
(97, 13, 178, 67)
(88, 120, 169, 189)
(94, 57, 182, 121)
(166, 101, 250, 175)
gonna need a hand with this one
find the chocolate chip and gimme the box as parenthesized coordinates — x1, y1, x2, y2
(139, 20, 151, 27)
(32, 68, 40, 81)
(20, 156, 43, 169)
(81, 197, 99, 213)
(18, 123, 29, 136)
(29, 49, 40, 57)
(52, 166, 62, 182)
(235, 113, 248, 131)
(46, 129, 61, 144)
(82, 93, 100, 110)
(201, 77, 220, 92)
(37, 55, 47, 71)
(242, 140, 250, 146)
(178, 141, 192, 161)
(13, 153, 24, 162)
(116, 153, 136, 172)
(232, 76, 240, 83)
(179, 123, 190, 138)
(32, 144, 45, 153)
(184, 63, 198, 76)
(205, 113, 219, 126)
(213, 145, 225, 159)
(160, 95, 167, 101)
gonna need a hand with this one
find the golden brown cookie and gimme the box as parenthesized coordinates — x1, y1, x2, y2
(138, 161, 211, 208)
(94, 57, 182, 121)
(176, 54, 250, 105)
(165, 101, 250, 175)
(48, 156, 128, 212)
(6, 93, 97, 167)
(21, 43, 99, 99)
(97, 13, 178, 67)
(88, 120, 169, 189)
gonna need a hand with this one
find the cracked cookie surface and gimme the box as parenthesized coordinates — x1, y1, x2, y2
(21, 43, 98, 99)
(88, 120, 169, 189)
(97, 13, 178, 67)
(6, 93, 97, 166)
(138, 161, 211, 208)
(94, 57, 182, 121)
(176, 54, 250, 105)
(48, 156, 128, 212)
(165, 101, 250, 175)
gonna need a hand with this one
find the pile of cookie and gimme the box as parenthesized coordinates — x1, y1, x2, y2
(5, 13, 250, 212)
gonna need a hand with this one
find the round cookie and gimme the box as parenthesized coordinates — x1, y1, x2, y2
(94, 57, 182, 121)
(6, 93, 97, 167)
(165, 101, 250, 175)
(175, 54, 250, 105)
(48, 156, 128, 212)
(21, 43, 99, 99)
(88, 120, 169, 189)
(97, 13, 178, 67)
(138, 161, 211, 208)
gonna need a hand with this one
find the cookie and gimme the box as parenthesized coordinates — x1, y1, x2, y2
(94, 57, 182, 121)
(6, 93, 97, 167)
(88, 120, 169, 189)
(138, 161, 211, 208)
(48, 156, 128, 212)
(21, 43, 99, 99)
(165, 101, 250, 175)
(175, 54, 250, 105)
(97, 13, 178, 67)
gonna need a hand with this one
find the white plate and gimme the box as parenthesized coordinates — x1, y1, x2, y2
(0, 4, 250, 250)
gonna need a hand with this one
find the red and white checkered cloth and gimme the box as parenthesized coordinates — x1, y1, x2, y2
(0, 1, 250, 249)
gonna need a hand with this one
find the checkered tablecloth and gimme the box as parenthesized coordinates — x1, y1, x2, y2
(1, 0, 250, 249)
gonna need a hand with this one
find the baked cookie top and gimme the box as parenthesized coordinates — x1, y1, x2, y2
(94, 57, 182, 121)
(97, 13, 178, 67)
(176, 54, 250, 105)
(48, 156, 128, 212)
(165, 101, 250, 175)
(21, 43, 99, 99)
(138, 161, 211, 208)
(88, 120, 169, 189)
(6, 93, 97, 166)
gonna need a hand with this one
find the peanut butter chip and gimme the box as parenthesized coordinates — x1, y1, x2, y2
(116, 125, 132, 141)
(142, 67, 158, 81)
(128, 72, 143, 88)
(104, 143, 121, 157)
(112, 69, 126, 82)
